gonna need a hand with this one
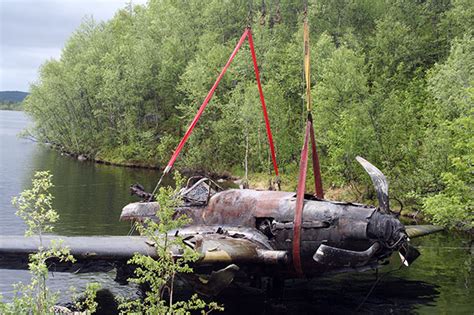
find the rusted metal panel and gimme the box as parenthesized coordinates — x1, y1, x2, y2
(119, 189, 386, 276)
(195, 236, 285, 265)
(203, 190, 294, 225)
(0, 227, 287, 271)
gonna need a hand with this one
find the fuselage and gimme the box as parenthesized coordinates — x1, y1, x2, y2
(169, 189, 407, 277)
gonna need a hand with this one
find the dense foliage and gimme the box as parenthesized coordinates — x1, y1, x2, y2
(25, 0, 472, 230)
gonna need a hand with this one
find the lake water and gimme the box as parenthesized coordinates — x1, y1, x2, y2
(0, 110, 472, 314)
(0, 110, 164, 303)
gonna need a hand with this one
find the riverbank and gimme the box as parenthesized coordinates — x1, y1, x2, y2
(0, 104, 22, 111)
(46, 142, 239, 181)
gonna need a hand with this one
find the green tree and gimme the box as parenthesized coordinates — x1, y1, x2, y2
(422, 36, 473, 230)
(312, 33, 370, 186)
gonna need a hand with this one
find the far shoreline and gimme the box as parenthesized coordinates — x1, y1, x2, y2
(0, 107, 23, 111)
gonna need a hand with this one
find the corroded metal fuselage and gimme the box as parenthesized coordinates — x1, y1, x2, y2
(122, 188, 407, 278)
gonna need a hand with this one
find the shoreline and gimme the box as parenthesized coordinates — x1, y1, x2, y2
(47, 142, 238, 181)
(0, 107, 23, 112)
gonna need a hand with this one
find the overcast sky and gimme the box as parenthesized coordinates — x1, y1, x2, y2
(0, 0, 147, 92)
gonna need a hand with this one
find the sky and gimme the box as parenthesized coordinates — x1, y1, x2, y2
(0, 0, 147, 92)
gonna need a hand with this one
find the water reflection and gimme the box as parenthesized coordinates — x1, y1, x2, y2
(13, 133, 170, 236)
(0, 110, 36, 235)
(26, 148, 165, 236)
(212, 276, 440, 314)
(392, 232, 473, 314)
(212, 233, 473, 315)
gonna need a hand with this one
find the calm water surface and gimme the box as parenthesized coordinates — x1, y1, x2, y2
(0, 110, 472, 314)
(0, 110, 164, 302)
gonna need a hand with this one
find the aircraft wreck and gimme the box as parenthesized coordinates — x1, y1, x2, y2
(0, 158, 442, 295)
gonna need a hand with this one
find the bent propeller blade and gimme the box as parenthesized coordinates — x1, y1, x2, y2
(356, 156, 390, 214)
(404, 225, 444, 239)
(399, 243, 421, 266)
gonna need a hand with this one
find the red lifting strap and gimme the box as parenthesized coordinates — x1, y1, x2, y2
(248, 30, 279, 177)
(292, 119, 311, 277)
(293, 113, 323, 276)
(163, 28, 279, 177)
(309, 115, 324, 199)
